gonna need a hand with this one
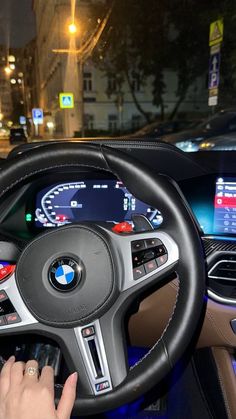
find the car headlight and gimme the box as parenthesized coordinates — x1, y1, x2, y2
(175, 140, 199, 152)
(199, 142, 215, 150)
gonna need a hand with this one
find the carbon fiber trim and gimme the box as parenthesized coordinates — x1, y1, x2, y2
(203, 237, 236, 257)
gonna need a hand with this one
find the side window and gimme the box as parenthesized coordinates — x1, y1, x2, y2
(83, 72, 92, 92)
(84, 114, 94, 130)
(108, 114, 118, 132)
(107, 75, 117, 92)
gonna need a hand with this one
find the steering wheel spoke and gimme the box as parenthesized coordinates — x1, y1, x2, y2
(0, 272, 37, 332)
(74, 315, 128, 395)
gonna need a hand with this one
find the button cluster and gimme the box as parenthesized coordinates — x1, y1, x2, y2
(132, 238, 168, 280)
(0, 291, 21, 326)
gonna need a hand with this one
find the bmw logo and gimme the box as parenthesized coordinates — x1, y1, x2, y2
(49, 258, 82, 292)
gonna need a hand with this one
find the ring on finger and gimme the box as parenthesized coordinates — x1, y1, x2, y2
(25, 366, 39, 377)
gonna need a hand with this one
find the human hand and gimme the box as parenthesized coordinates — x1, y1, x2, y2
(0, 356, 78, 419)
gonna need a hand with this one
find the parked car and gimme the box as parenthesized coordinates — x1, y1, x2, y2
(128, 119, 200, 139)
(163, 109, 236, 151)
(199, 132, 236, 151)
(9, 127, 28, 145)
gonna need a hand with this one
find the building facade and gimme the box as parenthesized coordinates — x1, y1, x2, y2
(0, 46, 13, 123)
(33, 0, 208, 138)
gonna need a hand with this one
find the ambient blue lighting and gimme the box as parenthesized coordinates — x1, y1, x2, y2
(105, 347, 147, 418)
(191, 202, 213, 234)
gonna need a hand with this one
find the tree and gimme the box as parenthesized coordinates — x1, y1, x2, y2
(90, 0, 169, 122)
(89, 0, 236, 122)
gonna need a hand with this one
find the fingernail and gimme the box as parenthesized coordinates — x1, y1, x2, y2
(69, 372, 78, 386)
(8, 356, 15, 362)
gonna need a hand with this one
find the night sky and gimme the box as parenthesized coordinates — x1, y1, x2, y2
(0, 0, 36, 48)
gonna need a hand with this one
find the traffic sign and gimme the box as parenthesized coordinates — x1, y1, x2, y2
(59, 93, 74, 109)
(32, 108, 44, 125)
(208, 96, 218, 107)
(209, 51, 221, 73)
(209, 19, 224, 46)
(208, 43, 221, 107)
(208, 49, 221, 89)
(208, 71, 220, 89)
(209, 88, 218, 97)
(19, 116, 26, 125)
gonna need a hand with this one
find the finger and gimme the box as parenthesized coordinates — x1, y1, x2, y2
(39, 365, 54, 394)
(10, 361, 25, 387)
(24, 360, 39, 383)
(0, 356, 15, 397)
(57, 372, 78, 419)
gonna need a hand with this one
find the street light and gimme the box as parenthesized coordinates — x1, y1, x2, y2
(67, 20, 84, 137)
(68, 23, 77, 34)
(4, 66, 12, 75)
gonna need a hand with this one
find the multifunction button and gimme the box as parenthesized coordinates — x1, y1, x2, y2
(132, 238, 168, 280)
(6, 313, 21, 325)
(82, 326, 95, 338)
(133, 265, 146, 280)
(0, 264, 15, 282)
(0, 291, 21, 326)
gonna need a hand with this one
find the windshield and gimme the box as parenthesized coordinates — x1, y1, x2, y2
(0, 0, 235, 153)
(198, 112, 236, 131)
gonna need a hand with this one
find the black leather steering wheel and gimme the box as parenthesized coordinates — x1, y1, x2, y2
(0, 143, 206, 416)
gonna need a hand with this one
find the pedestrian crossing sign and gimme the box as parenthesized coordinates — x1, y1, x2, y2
(209, 19, 224, 46)
(59, 93, 74, 109)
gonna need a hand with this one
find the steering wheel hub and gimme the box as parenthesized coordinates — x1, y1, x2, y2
(16, 224, 119, 327)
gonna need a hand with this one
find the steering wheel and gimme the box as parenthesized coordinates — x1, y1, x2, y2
(0, 143, 206, 416)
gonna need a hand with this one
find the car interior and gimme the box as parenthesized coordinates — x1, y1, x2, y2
(0, 139, 235, 418)
(1, 0, 236, 417)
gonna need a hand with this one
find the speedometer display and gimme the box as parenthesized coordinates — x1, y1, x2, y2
(34, 180, 163, 228)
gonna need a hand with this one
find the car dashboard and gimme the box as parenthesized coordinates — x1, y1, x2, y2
(0, 168, 233, 240)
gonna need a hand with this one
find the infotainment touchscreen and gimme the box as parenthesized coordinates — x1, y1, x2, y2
(214, 177, 236, 234)
(34, 180, 163, 228)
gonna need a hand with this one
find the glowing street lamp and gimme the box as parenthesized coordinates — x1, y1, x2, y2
(68, 23, 77, 34)
(4, 66, 12, 75)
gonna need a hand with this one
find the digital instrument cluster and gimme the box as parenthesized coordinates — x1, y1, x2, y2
(34, 180, 163, 228)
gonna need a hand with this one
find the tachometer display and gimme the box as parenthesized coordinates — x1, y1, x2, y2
(34, 180, 163, 228)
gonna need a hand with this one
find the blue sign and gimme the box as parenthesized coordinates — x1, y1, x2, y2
(32, 108, 44, 124)
(59, 93, 74, 109)
(209, 52, 221, 72)
(209, 72, 220, 89)
(19, 116, 26, 125)
(208, 52, 221, 89)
